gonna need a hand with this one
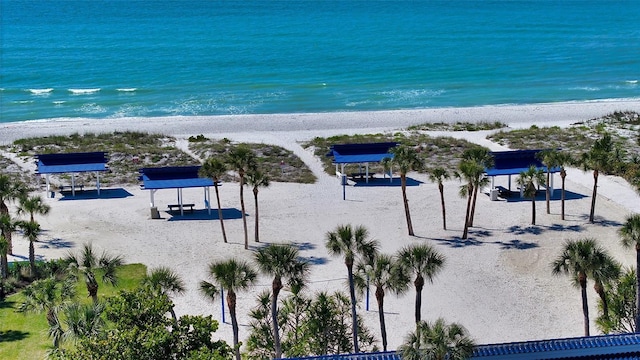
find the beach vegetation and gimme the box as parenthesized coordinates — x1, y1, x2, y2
(596, 267, 637, 334)
(354, 252, 410, 351)
(516, 165, 546, 225)
(63, 243, 124, 304)
(398, 317, 475, 360)
(200, 258, 257, 360)
(407, 121, 507, 132)
(397, 244, 446, 325)
(383, 145, 422, 236)
(199, 158, 229, 243)
(253, 243, 310, 358)
(325, 224, 379, 353)
(18, 220, 42, 278)
(552, 238, 618, 336)
(141, 266, 186, 324)
(619, 213, 640, 332)
(245, 170, 270, 243)
(0, 174, 28, 255)
(228, 146, 257, 250)
(580, 133, 615, 223)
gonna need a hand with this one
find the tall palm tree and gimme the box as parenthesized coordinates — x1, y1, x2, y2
(398, 318, 475, 360)
(553, 151, 574, 220)
(383, 145, 422, 236)
(580, 133, 614, 223)
(354, 253, 409, 351)
(0, 236, 8, 296)
(0, 175, 27, 255)
(619, 213, 640, 332)
(536, 149, 560, 215)
(254, 243, 310, 358)
(142, 266, 186, 324)
(199, 158, 229, 243)
(552, 238, 613, 336)
(200, 258, 257, 360)
(428, 167, 450, 230)
(398, 244, 446, 324)
(516, 165, 546, 225)
(0, 213, 17, 279)
(456, 160, 484, 239)
(65, 243, 124, 303)
(227, 146, 257, 249)
(325, 224, 379, 353)
(591, 254, 621, 321)
(461, 147, 493, 227)
(17, 194, 51, 224)
(246, 170, 270, 243)
(18, 220, 41, 278)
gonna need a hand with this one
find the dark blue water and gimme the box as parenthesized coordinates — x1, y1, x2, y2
(1, 0, 639, 123)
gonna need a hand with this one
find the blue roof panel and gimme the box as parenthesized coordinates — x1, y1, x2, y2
(328, 142, 397, 164)
(36, 152, 109, 174)
(139, 166, 214, 189)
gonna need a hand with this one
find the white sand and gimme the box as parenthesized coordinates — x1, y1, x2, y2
(3, 100, 640, 350)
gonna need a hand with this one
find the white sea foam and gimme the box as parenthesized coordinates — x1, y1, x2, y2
(53, 101, 66, 105)
(28, 88, 54, 95)
(569, 86, 600, 92)
(625, 80, 638, 85)
(116, 88, 137, 92)
(69, 88, 101, 95)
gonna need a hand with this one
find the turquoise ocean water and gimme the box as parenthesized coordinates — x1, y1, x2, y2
(1, 0, 639, 123)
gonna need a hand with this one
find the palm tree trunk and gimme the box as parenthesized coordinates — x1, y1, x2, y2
(580, 275, 590, 336)
(589, 170, 598, 223)
(347, 262, 360, 353)
(414, 276, 424, 324)
(462, 184, 473, 239)
(272, 278, 283, 358)
(546, 171, 551, 214)
(0, 254, 7, 280)
(531, 195, 536, 225)
(561, 171, 566, 220)
(253, 188, 260, 243)
(0, 204, 11, 255)
(469, 183, 479, 227)
(376, 286, 387, 351)
(401, 175, 414, 236)
(438, 183, 446, 230)
(229, 291, 241, 360)
(29, 240, 35, 278)
(594, 280, 609, 320)
(636, 245, 640, 333)
(239, 176, 248, 249)
(214, 184, 227, 243)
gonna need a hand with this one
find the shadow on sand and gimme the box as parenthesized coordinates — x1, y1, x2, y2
(166, 208, 244, 221)
(352, 177, 423, 187)
(58, 188, 133, 200)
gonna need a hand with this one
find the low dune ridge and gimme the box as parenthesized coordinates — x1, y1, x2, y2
(3, 100, 640, 351)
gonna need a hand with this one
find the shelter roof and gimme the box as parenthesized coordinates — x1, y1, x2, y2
(36, 152, 109, 174)
(282, 333, 640, 360)
(485, 149, 560, 176)
(327, 142, 398, 164)
(139, 166, 214, 190)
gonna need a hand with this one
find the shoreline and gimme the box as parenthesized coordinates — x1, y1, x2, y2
(1, 99, 640, 145)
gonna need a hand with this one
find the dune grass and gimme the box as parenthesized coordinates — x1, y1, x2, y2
(0, 263, 147, 360)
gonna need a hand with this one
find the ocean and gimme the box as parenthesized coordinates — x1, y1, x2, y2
(1, 0, 639, 123)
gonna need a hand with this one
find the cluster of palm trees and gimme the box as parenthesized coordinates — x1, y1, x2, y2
(552, 213, 640, 336)
(1, 174, 52, 286)
(199, 145, 270, 249)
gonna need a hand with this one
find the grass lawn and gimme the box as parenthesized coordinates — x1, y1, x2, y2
(0, 263, 147, 360)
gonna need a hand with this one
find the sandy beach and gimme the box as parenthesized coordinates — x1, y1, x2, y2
(3, 100, 640, 350)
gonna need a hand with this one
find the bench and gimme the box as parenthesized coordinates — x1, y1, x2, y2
(349, 172, 375, 180)
(60, 185, 84, 192)
(168, 203, 195, 212)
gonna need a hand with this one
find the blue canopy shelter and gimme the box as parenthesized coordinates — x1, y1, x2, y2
(36, 152, 109, 196)
(139, 166, 214, 217)
(485, 149, 561, 198)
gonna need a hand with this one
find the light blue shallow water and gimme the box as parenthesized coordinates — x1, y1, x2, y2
(1, 0, 639, 123)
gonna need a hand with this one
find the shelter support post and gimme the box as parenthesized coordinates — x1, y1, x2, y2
(150, 189, 157, 208)
(205, 187, 211, 215)
(71, 173, 76, 197)
(508, 175, 511, 191)
(550, 173, 554, 197)
(45, 174, 50, 192)
(365, 163, 369, 183)
(491, 176, 495, 189)
(96, 171, 101, 196)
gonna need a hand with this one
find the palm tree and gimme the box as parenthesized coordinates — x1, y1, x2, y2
(383, 145, 422, 236)
(580, 133, 614, 223)
(325, 224, 379, 353)
(227, 146, 257, 249)
(552, 238, 614, 336)
(516, 165, 546, 225)
(17, 194, 51, 224)
(65, 243, 124, 303)
(200, 258, 257, 360)
(254, 243, 310, 358)
(591, 254, 621, 321)
(456, 160, 484, 239)
(0, 213, 17, 279)
(552, 151, 574, 220)
(0, 236, 8, 298)
(398, 318, 475, 360)
(536, 149, 560, 215)
(199, 158, 229, 243)
(246, 170, 270, 243)
(398, 244, 446, 325)
(428, 167, 450, 230)
(354, 253, 409, 351)
(61, 301, 105, 343)
(0, 175, 27, 254)
(461, 147, 493, 227)
(142, 266, 186, 324)
(18, 220, 41, 278)
(619, 213, 640, 332)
